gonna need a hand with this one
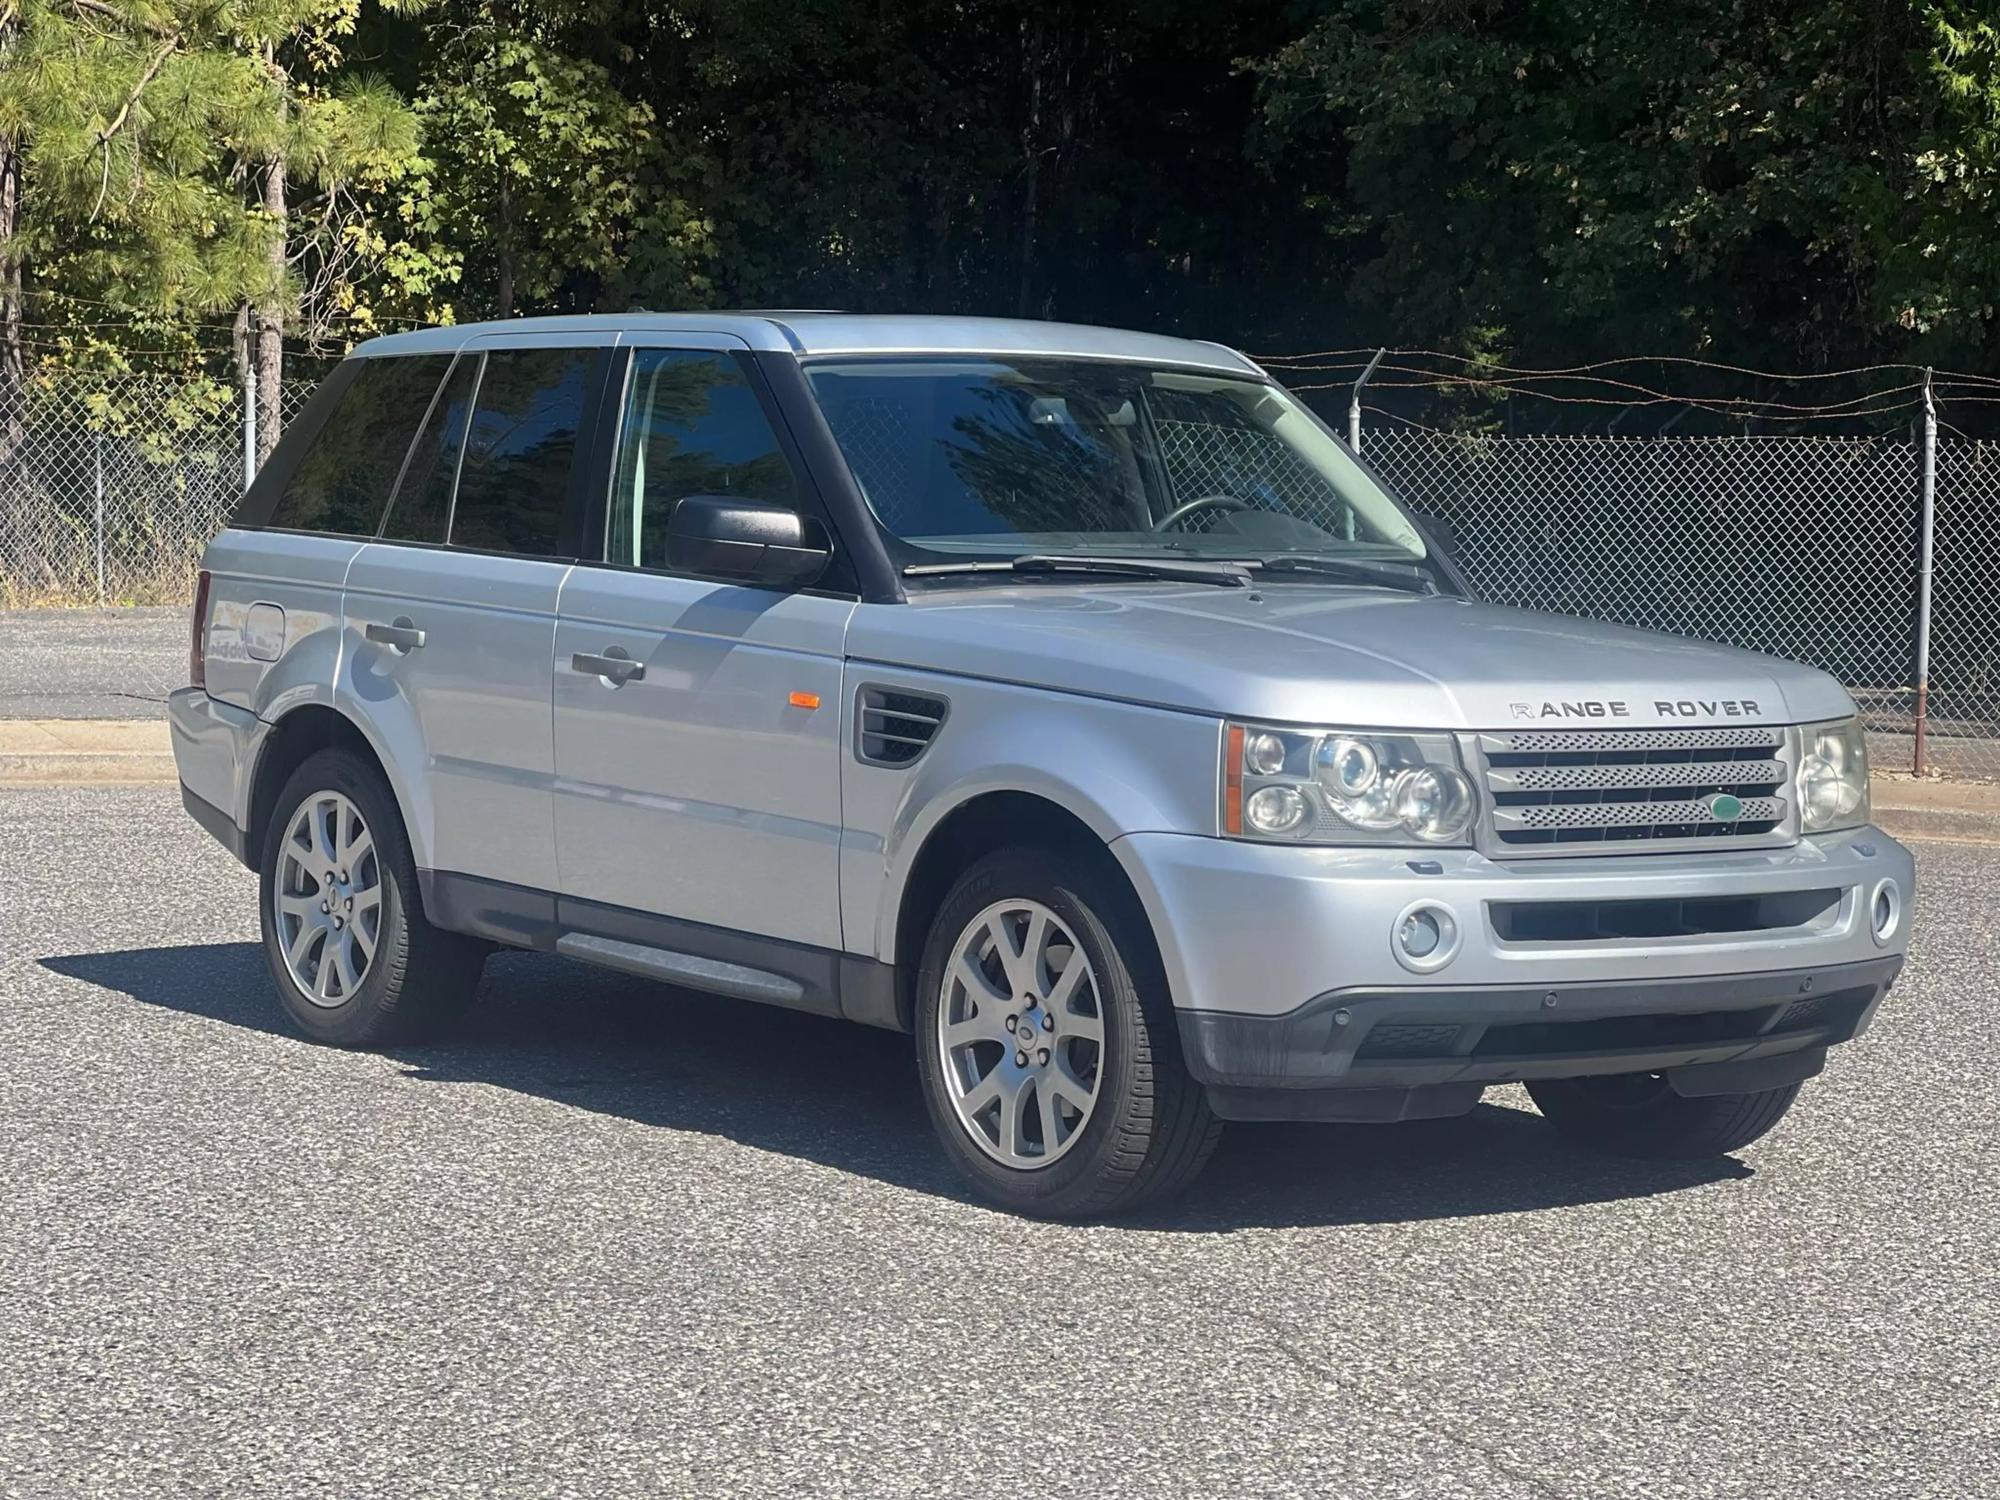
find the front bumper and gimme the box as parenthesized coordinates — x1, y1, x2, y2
(1113, 826, 1913, 1121)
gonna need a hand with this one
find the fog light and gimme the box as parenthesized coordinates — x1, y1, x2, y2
(1392, 901, 1460, 973)
(1399, 909, 1442, 959)
(1870, 879, 1902, 945)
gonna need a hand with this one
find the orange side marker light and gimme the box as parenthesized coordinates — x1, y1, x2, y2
(788, 690, 822, 710)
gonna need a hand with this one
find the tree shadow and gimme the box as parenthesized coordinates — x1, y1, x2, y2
(40, 942, 1749, 1231)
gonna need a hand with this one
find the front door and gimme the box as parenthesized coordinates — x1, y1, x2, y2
(551, 340, 853, 952)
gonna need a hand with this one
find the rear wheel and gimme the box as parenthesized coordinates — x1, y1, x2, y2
(259, 748, 484, 1047)
(914, 848, 1221, 1218)
(1526, 1071, 1803, 1159)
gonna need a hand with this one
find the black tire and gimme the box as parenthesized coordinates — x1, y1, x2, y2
(258, 747, 485, 1047)
(1526, 1072, 1803, 1159)
(914, 847, 1222, 1218)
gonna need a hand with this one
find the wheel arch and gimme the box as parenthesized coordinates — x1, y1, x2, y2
(888, 788, 1164, 1032)
(247, 704, 428, 881)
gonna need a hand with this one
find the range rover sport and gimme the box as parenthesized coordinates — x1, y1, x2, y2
(170, 314, 1913, 1217)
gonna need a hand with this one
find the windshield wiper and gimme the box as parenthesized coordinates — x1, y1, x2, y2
(903, 555, 1252, 588)
(1243, 554, 1437, 595)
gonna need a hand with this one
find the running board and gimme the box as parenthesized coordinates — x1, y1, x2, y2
(554, 933, 807, 1008)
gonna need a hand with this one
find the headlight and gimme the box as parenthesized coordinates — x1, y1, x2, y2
(1223, 723, 1477, 845)
(1798, 717, 1870, 833)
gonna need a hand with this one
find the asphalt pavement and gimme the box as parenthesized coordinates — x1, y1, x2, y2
(0, 608, 186, 720)
(2, 784, 1995, 1498)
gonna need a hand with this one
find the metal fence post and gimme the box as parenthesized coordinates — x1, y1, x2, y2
(242, 363, 257, 492)
(1349, 348, 1385, 453)
(1913, 369, 1937, 776)
(93, 429, 105, 605)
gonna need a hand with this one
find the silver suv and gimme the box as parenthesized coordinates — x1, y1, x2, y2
(170, 314, 1913, 1217)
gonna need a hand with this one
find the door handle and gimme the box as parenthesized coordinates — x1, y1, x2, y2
(571, 649, 645, 685)
(366, 618, 425, 653)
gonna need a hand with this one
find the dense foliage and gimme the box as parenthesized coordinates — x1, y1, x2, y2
(3, 0, 1997, 436)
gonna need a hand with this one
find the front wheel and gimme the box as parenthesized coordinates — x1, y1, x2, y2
(914, 849, 1221, 1218)
(1526, 1072, 1803, 1159)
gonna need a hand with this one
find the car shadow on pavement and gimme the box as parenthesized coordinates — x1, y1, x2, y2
(43, 941, 1750, 1231)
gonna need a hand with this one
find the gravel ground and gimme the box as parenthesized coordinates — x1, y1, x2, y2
(1, 784, 1994, 1499)
(0, 609, 186, 719)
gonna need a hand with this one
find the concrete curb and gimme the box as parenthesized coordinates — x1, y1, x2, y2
(0, 719, 175, 784)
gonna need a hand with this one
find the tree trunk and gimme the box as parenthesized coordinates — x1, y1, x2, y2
(496, 174, 515, 318)
(0, 134, 23, 449)
(1016, 16, 1042, 319)
(254, 150, 286, 468)
(0, 4, 24, 464)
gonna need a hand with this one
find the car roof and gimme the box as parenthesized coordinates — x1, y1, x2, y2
(350, 312, 1264, 377)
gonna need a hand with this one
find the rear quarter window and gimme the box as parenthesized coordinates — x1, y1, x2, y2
(266, 355, 452, 536)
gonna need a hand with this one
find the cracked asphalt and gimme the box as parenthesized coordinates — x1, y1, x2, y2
(0, 609, 185, 720)
(2, 783, 1995, 1498)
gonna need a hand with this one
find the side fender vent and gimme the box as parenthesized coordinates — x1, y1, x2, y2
(857, 686, 947, 767)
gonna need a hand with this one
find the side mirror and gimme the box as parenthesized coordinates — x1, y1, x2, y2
(664, 496, 831, 586)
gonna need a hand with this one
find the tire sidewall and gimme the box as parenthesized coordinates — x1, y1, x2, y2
(258, 749, 413, 1046)
(913, 850, 1158, 1214)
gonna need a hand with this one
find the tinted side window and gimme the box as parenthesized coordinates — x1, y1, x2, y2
(381, 353, 479, 545)
(609, 350, 800, 569)
(447, 347, 593, 556)
(267, 355, 450, 535)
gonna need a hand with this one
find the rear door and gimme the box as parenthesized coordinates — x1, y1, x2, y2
(551, 337, 854, 954)
(343, 334, 616, 909)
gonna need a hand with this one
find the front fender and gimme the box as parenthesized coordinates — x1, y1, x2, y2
(838, 666, 1222, 964)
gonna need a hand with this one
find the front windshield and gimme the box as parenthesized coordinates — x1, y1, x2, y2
(804, 356, 1428, 568)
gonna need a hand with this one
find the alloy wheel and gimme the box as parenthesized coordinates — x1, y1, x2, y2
(936, 899, 1105, 1169)
(273, 790, 382, 1007)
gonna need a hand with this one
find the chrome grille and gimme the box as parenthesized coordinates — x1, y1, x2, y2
(1470, 726, 1795, 855)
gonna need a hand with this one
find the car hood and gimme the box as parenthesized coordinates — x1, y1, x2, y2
(848, 583, 1853, 729)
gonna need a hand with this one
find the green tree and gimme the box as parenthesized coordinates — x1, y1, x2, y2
(1253, 0, 2000, 376)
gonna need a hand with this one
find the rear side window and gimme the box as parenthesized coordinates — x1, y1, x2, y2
(447, 347, 594, 556)
(608, 349, 800, 569)
(267, 355, 450, 535)
(381, 353, 479, 545)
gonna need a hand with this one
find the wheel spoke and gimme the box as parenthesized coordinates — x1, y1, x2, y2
(1035, 1078, 1063, 1156)
(1050, 1052, 1096, 1113)
(951, 953, 1009, 1008)
(276, 891, 320, 921)
(1046, 949, 1090, 1012)
(994, 1072, 1034, 1158)
(286, 919, 322, 968)
(344, 825, 374, 872)
(1059, 1005, 1104, 1046)
(1020, 910, 1049, 993)
(348, 920, 376, 964)
(351, 886, 382, 918)
(943, 1013, 1001, 1051)
(960, 1069, 1003, 1120)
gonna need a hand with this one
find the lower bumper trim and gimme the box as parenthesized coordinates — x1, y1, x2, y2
(1206, 1082, 1485, 1124)
(1177, 955, 1902, 1094)
(181, 781, 250, 866)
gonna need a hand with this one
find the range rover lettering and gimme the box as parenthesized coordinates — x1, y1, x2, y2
(169, 314, 1912, 1217)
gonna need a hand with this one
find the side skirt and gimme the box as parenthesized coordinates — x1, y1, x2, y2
(417, 869, 904, 1031)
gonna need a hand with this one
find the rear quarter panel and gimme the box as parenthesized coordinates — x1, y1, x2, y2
(201, 529, 358, 719)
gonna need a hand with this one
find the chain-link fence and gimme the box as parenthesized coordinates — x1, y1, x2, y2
(2, 370, 1995, 778)
(1361, 430, 1998, 780)
(0, 374, 312, 608)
